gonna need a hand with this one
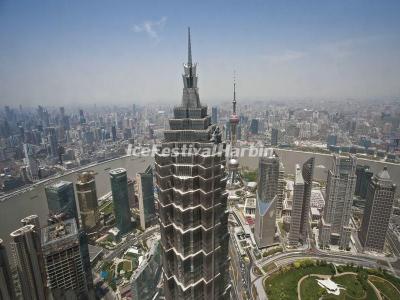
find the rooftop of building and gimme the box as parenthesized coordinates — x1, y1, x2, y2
(311, 207, 320, 216)
(377, 167, 391, 180)
(41, 218, 78, 246)
(310, 189, 325, 209)
(246, 181, 257, 188)
(88, 244, 104, 263)
(77, 171, 96, 184)
(46, 180, 72, 190)
(260, 148, 278, 160)
(10, 224, 35, 237)
(294, 164, 304, 185)
(109, 168, 127, 176)
(21, 214, 39, 224)
(244, 197, 256, 208)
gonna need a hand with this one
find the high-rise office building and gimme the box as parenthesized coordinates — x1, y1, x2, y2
(127, 178, 136, 208)
(355, 165, 366, 195)
(46, 127, 58, 158)
(0, 238, 16, 300)
(79, 109, 86, 125)
(155, 28, 230, 299)
(110, 168, 133, 234)
(111, 125, 117, 142)
(254, 149, 280, 248)
(211, 106, 218, 124)
(136, 166, 155, 230)
(276, 162, 285, 214)
(41, 219, 88, 299)
(76, 171, 99, 230)
(355, 165, 373, 199)
(289, 165, 304, 246)
(271, 128, 279, 146)
(20, 215, 47, 287)
(288, 158, 314, 246)
(326, 134, 337, 148)
(359, 167, 396, 252)
(10, 225, 46, 300)
(320, 154, 357, 249)
(250, 118, 259, 134)
(45, 181, 79, 225)
(78, 230, 94, 299)
(21, 214, 40, 228)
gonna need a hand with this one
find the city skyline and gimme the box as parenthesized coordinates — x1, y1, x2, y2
(1, 0, 400, 106)
(0, 3, 400, 299)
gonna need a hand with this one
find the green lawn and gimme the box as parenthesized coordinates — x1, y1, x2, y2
(369, 276, 400, 300)
(300, 276, 326, 300)
(264, 260, 335, 300)
(266, 262, 400, 300)
(242, 170, 257, 182)
(122, 260, 132, 271)
(334, 274, 366, 299)
(337, 265, 400, 293)
(123, 254, 139, 270)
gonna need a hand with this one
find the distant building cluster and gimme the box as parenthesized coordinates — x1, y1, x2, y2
(0, 100, 170, 193)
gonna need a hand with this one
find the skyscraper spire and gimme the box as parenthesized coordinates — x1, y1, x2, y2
(188, 27, 192, 65)
(227, 71, 242, 189)
(182, 27, 200, 107)
(233, 71, 237, 114)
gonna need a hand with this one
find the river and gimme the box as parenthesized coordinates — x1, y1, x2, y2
(1, 149, 399, 252)
(0, 155, 152, 252)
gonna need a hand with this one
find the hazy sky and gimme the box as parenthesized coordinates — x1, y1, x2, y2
(1, 0, 399, 107)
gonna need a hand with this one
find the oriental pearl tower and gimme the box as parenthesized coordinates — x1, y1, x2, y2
(227, 76, 242, 189)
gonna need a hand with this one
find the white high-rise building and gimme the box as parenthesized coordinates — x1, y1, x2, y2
(320, 154, 357, 250)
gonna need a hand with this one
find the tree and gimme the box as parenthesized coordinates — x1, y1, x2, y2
(357, 271, 369, 290)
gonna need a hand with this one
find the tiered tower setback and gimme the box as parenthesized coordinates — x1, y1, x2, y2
(155, 28, 231, 300)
